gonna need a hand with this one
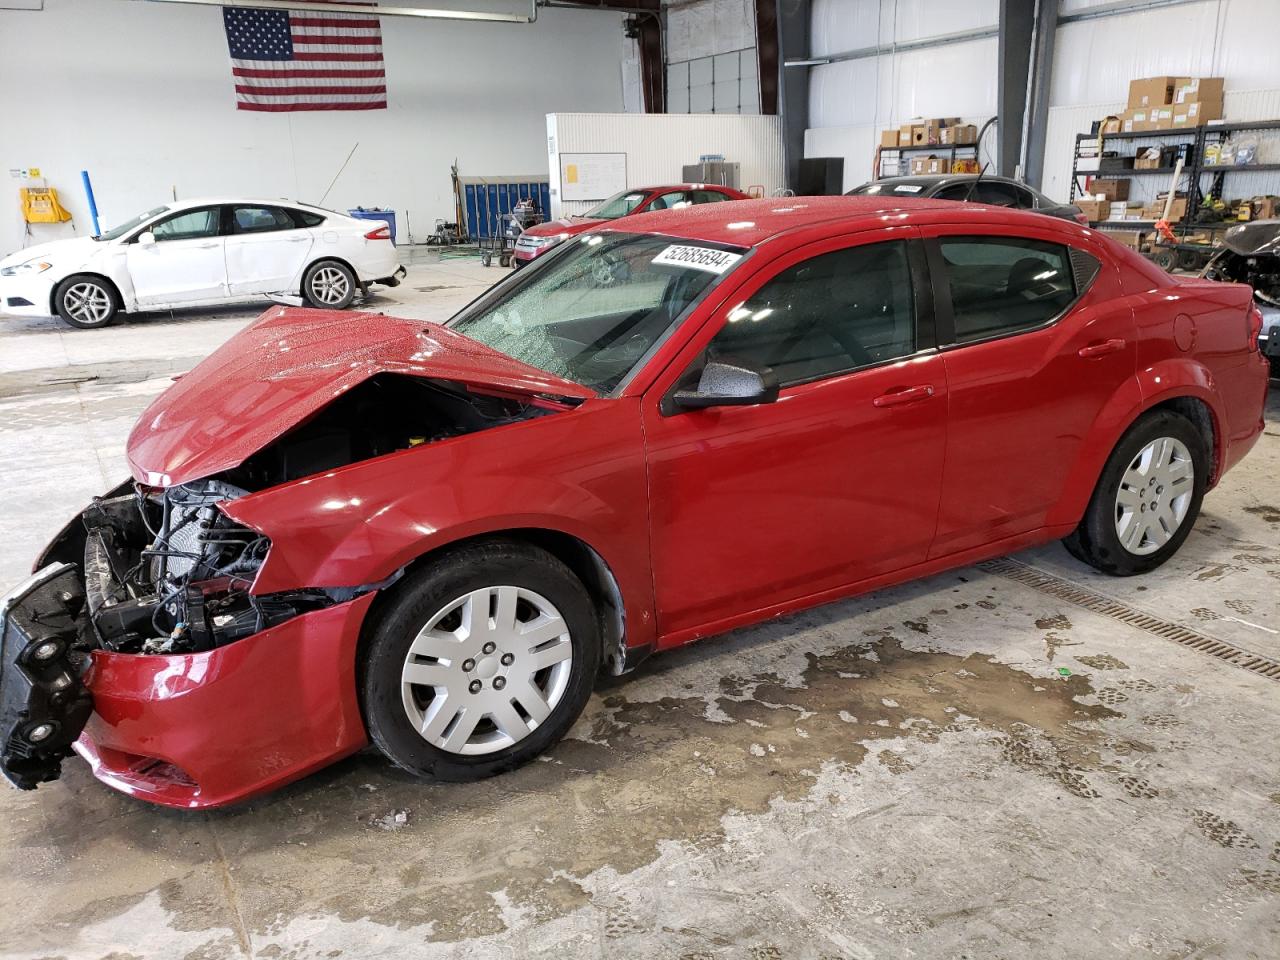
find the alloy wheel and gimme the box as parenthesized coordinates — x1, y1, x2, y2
(1114, 436, 1195, 555)
(400, 586, 574, 756)
(63, 282, 112, 325)
(309, 266, 351, 305)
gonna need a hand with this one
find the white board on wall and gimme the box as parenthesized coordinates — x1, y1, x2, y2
(559, 152, 627, 202)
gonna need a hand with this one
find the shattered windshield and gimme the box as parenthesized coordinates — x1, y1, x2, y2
(450, 232, 746, 394)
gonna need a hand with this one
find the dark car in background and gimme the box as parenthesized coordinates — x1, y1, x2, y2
(849, 175, 1086, 224)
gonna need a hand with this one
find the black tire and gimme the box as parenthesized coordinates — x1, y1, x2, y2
(53, 274, 119, 329)
(361, 540, 601, 782)
(301, 259, 356, 310)
(1062, 410, 1208, 576)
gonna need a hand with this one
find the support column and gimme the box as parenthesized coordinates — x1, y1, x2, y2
(996, 0, 1035, 177)
(776, 0, 811, 191)
(1023, 0, 1058, 188)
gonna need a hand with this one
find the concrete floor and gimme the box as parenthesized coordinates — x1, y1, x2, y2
(1, 251, 1278, 960)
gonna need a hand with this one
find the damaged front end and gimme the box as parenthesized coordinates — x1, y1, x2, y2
(2, 479, 362, 791)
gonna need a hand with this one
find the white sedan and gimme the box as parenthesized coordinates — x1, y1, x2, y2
(0, 197, 405, 329)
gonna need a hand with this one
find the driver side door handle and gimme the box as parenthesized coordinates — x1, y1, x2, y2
(872, 384, 935, 408)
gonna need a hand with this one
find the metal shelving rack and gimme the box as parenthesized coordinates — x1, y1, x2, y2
(876, 142, 979, 179)
(1070, 119, 1280, 234)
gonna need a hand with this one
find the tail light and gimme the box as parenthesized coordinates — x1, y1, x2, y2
(1247, 302, 1263, 352)
(364, 225, 391, 241)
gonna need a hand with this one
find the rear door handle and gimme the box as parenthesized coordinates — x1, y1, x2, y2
(873, 384, 934, 408)
(1078, 338, 1126, 358)
(286, 236, 309, 242)
(196, 242, 220, 249)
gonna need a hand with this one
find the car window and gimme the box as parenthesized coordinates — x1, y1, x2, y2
(648, 191, 692, 211)
(585, 190, 648, 220)
(705, 240, 916, 386)
(691, 190, 730, 204)
(973, 182, 1022, 207)
(934, 185, 973, 202)
(149, 207, 220, 242)
(231, 206, 296, 234)
(292, 209, 326, 228)
(449, 232, 741, 394)
(939, 236, 1076, 343)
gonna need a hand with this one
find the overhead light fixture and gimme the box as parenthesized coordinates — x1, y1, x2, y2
(133, 0, 538, 24)
(784, 58, 832, 67)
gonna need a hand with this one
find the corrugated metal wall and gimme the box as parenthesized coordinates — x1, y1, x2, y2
(545, 113, 786, 218)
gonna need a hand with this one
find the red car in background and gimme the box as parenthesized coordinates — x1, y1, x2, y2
(512, 183, 750, 266)
(2, 197, 1268, 808)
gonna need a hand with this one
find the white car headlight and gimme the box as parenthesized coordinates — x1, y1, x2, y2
(0, 259, 53, 277)
(522, 233, 570, 249)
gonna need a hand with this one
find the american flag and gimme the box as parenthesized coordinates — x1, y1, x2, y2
(222, 4, 387, 112)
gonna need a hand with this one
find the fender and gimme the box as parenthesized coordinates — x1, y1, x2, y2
(1045, 358, 1224, 528)
(220, 400, 658, 652)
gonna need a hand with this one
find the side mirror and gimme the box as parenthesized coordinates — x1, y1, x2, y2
(137, 231, 156, 247)
(672, 360, 780, 411)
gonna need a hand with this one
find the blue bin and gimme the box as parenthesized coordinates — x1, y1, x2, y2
(348, 207, 396, 244)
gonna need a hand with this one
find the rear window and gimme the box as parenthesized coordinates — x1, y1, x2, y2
(293, 209, 326, 227)
(940, 236, 1076, 342)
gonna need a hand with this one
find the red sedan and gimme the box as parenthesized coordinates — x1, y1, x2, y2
(3, 197, 1268, 808)
(512, 183, 750, 266)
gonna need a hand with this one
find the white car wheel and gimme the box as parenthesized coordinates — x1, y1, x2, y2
(302, 260, 356, 310)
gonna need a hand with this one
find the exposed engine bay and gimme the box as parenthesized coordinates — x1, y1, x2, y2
(1202, 219, 1280, 308)
(1, 373, 564, 789)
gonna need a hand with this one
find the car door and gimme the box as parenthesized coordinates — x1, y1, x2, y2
(921, 225, 1136, 558)
(641, 230, 948, 640)
(125, 205, 226, 306)
(223, 205, 316, 296)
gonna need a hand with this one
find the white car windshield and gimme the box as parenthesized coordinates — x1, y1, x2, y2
(98, 206, 170, 241)
(449, 232, 746, 394)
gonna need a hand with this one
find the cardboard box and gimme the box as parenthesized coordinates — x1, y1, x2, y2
(899, 124, 915, 147)
(881, 129, 900, 149)
(1128, 76, 1176, 109)
(1091, 178, 1130, 201)
(1145, 196, 1188, 221)
(1122, 109, 1154, 133)
(912, 121, 942, 146)
(909, 156, 929, 175)
(1100, 228, 1152, 250)
(1173, 76, 1224, 105)
(1101, 116, 1122, 135)
(1172, 98, 1223, 127)
(909, 155, 950, 175)
(1250, 196, 1280, 220)
(1149, 106, 1175, 129)
(1075, 198, 1109, 222)
(1135, 148, 1162, 170)
(926, 156, 950, 174)
(940, 123, 978, 145)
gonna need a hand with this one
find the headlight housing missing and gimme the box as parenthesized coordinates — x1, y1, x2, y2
(0, 260, 53, 277)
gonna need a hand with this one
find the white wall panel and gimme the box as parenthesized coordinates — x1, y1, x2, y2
(0, 0, 631, 254)
(811, 0, 997, 54)
(546, 113, 784, 217)
(1051, 0, 1280, 107)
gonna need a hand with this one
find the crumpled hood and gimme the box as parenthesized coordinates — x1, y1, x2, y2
(127, 306, 594, 487)
(0, 236, 99, 269)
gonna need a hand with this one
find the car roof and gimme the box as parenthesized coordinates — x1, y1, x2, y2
(155, 197, 335, 212)
(633, 184, 740, 193)
(593, 195, 1017, 247)
(856, 175, 1052, 199)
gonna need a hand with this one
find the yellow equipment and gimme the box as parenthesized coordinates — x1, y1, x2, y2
(20, 187, 72, 224)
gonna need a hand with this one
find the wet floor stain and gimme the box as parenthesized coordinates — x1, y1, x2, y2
(1075, 653, 1130, 671)
(1243, 504, 1280, 524)
(8, 633, 1126, 947)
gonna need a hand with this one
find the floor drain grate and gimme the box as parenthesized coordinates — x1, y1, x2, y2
(977, 557, 1280, 682)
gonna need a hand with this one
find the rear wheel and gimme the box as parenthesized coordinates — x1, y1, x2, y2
(1062, 410, 1207, 575)
(302, 260, 356, 309)
(361, 541, 600, 781)
(54, 275, 118, 329)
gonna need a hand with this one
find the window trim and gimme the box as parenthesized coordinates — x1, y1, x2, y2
(658, 233, 934, 413)
(924, 233, 1095, 350)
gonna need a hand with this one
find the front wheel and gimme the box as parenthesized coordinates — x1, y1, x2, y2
(302, 260, 356, 309)
(361, 541, 601, 782)
(54, 275, 118, 329)
(1062, 410, 1207, 575)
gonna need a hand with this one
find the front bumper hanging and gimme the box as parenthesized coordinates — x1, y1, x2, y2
(0, 564, 92, 789)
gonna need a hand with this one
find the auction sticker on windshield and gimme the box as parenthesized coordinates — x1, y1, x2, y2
(652, 245, 742, 274)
